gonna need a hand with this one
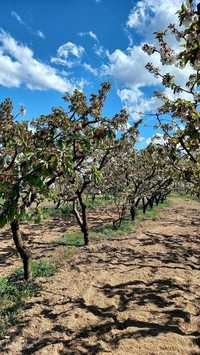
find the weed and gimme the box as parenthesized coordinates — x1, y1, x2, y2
(0, 258, 57, 338)
(0, 275, 40, 338)
(91, 219, 134, 239)
(56, 231, 84, 247)
(32, 259, 57, 277)
(12, 259, 57, 279)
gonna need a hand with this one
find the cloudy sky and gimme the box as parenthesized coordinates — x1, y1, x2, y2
(0, 0, 187, 147)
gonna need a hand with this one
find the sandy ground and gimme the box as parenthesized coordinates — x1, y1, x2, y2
(0, 206, 118, 277)
(0, 198, 200, 354)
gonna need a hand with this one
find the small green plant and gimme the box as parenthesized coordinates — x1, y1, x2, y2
(0, 258, 57, 338)
(0, 275, 40, 338)
(55, 222, 135, 246)
(13, 259, 57, 279)
(41, 205, 73, 219)
(56, 231, 84, 246)
(91, 219, 135, 240)
(32, 259, 57, 277)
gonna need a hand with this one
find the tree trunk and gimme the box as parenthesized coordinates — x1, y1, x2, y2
(81, 216, 89, 246)
(149, 197, 154, 209)
(130, 204, 136, 221)
(10, 219, 32, 281)
(135, 197, 140, 208)
(155, 195, 160, 206)
(75, 191, 89, 246)
(80, 200, 89, 246)
(142, 197, 147, 214)
(113, 203, 126, 230)
(160, 195, 165, 203)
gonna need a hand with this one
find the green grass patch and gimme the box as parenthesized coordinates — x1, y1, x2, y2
(56, 219, 135, 246)
(91, 219, 135, 240)
(55, 200, 171, 245)
(169, 192, 199, 202)
(32, 259, 57, 277)
(55, 231, 84, 247)
(20, 204, 73, 223)
(41, 205, 73, 219)
(136, 200, 170, 221)
(0, 258, 57, 338)
(13, 259, 57, 279)
(92, 200, 170, 239)
(0, 275, 40, 338)
(0, 277, 38, 299)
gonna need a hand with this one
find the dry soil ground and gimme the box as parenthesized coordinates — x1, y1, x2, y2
(0, 197, 200, 355)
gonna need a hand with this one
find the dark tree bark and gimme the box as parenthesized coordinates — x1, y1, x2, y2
(135, 197, 140, 208)
(149, 196, 154, 209)
(130, 204, 136, 221)
(73, 192, 89, 246)
(10, 219, 32, 281)
(161, 194, 167, 203)
(155, 194, 160, 206)
(142, 197, 147, 214)
(112, 203, 126, 230)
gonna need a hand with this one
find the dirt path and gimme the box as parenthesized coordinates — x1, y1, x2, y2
(1, 198, 200, 354)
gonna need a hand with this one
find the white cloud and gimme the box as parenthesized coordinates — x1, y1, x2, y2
(75, 78, 88, 91)
(51, 57, 75, 68)
(127, 0, 182, 35)
(0, 30, 74, 92)
(101, 0, 194, 118)
(11, 11, 24, 25)
(103, 46, 161, 89)
(11, 11, 46, 40)
(94, 44, 105, 57)
(57, 42, 84, 58)
(118, 88, 160, 118)
(36, 30, 45, 39)
(146, 133, 166, 145)
(103, 43, 193, 93)
(117, 88, 143, 106)
(137, 135, 145, 143)
(51, 41, 85, 67)
(83, 63, 98, 76)
(79, 31, 98, 42)
(102, 46, 161, 118)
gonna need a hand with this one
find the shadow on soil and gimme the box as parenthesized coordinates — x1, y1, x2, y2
(0, 205, 200, 354)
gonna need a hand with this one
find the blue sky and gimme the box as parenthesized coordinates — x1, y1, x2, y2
(0, 0, 189, 147)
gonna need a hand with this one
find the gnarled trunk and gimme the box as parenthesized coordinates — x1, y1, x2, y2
(10, 219, 32, 281)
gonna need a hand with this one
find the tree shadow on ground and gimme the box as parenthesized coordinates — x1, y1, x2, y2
(0, 203, 200, 354)
(8, 276, 200, 354)
(1, 240, 199, 354)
